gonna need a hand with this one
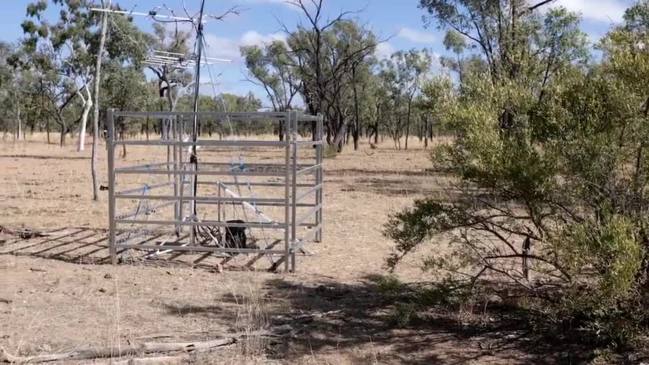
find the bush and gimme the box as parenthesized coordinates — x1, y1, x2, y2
(384, 5, 649, 346)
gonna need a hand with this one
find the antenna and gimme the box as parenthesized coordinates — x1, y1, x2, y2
(188, 0, 206, 221)
(92, 1, 238, 230)
(90, 7, 193, 22)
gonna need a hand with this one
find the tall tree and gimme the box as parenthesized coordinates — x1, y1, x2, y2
(441, 30, 467, 84)
(23, 0, 98, 149)
(383, 2, 649, 342)
(21, 0, 147, 149)
(241, 40, 299, 140)
(378, 49, 433, 149)
(286, 1, 377, 150)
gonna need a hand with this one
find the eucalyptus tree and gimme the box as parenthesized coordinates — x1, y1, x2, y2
(440, 30, 467, 84)
(23, 0, 97, 149)
(6, 51, 55, 142)
(389, 0, 590, 269)
(21, 0, 148, 150)
(418, 74, 454, 147)
(240, 0, 378, 149)
(362, 73, 382, 145)
(0, 42, 25, 140)
(347, 29, 378, 150)
(101, 64, 148, 157)
(378, 49, 433, 149)
(397, 49, 433, 149)
(13, 43, 76, 146)
(285, 0, 377, 151)
(241, 40, 299, 140)
(214, 93, 264, 135)
(377, 59, 403, 149)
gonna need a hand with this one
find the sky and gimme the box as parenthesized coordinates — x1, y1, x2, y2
(0, 0, 637, 107)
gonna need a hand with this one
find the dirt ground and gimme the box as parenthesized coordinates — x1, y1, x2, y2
(0, 135, 589, 364)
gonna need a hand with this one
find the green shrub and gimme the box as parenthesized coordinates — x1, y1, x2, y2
(390, 301, 419, 327)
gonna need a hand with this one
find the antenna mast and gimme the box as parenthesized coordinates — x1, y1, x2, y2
(189, 0, 206, 221)
(93, 0, 233, 227)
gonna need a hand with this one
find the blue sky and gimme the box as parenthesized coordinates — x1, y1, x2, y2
(0, 0, 637, 107)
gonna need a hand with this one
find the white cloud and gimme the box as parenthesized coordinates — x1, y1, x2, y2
(202, 34, 241, 61)
(202, 31, 287, 62)
(397, 27, 436, 44)
(241, 0, 301, 11)
(375, 42, 396, 59)
(551, 0, 627, 23)
(240, 31, 287, 46)
(244, 0, 289, 4)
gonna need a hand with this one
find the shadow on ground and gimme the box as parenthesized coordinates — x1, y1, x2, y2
(0, 227, 282, 272)
(0, 154, 91, 160)
(160, 275, 600, 364)
(0, 228, 607, 363)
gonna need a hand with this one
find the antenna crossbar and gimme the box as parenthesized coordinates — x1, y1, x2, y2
(90, 7, 193, 22)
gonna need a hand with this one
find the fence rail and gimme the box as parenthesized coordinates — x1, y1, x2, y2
(107, 110, 324, 272)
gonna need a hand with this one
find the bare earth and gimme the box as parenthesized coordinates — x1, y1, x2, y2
(0, 135, 575, 364)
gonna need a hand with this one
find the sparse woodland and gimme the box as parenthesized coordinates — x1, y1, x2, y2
(2, 0, 649, 361)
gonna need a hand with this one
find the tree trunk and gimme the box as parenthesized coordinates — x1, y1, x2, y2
(374, 122, 379, 144)
(332, 121, 347, 152)
(121, 132, 127, 157)
(145, 115, 150, 140)
(405, 99, 412, 150)
(78, 85, 93, 152)
(91, 0, 110, 201)
(15, 104, 22, 142)
(352, 68, 360, 151)
(423, 116, 429, 149)
(278, 120, 285, 142)
(59, 123, 67, 146)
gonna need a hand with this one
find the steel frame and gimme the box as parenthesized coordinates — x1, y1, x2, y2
(107, 110, 324, 272)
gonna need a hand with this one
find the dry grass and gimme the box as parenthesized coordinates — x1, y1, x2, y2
(0, 133, 580, 364)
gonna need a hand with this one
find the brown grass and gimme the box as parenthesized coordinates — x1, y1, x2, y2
(0, 134, 585, 364)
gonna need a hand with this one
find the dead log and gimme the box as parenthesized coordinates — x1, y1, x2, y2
(0, 338, 236, 363)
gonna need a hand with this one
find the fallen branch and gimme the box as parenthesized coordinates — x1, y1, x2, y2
(0, 226, 47, 240)
(0, 338, 236, 364)
(104, 355, 190, 365)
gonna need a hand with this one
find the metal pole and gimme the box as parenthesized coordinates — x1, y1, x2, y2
(107, 108, 117, 264)
(179, 117, 185, 234)
(166, 118, 171, 181)
(283, 113, 291, 272)
(189, 0, 206, 225)
(315, 115, 324, 242)
(290, 111, 298, 272)
(217, 181, 222, 222)
(173, 116, 180, 235)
